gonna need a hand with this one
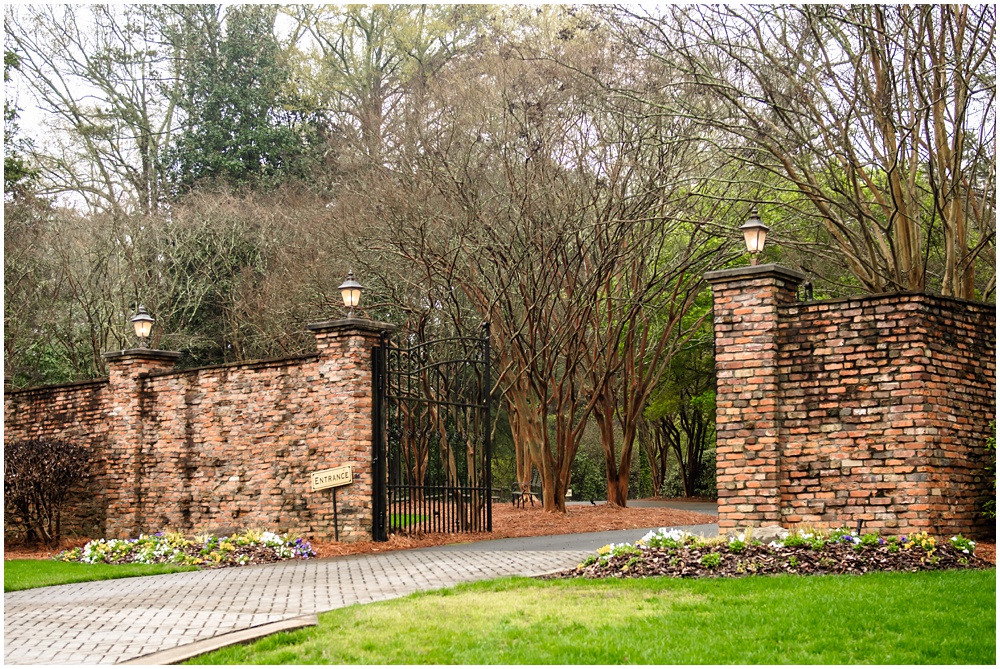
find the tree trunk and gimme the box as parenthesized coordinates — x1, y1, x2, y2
(607, 470, 630, 507)
(506, 386, 540, 494)
(511, 413, 534, 491)
(638, 417, 666, 496)
(594, 390, 628, 507)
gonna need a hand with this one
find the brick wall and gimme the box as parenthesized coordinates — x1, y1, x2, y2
(4, 318, 391, 542)
(707, 265, 996, 538)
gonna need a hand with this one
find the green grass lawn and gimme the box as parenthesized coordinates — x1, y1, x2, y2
(186, 569, 996, 665)
(4, 559, 198, 592)
(390, 514, 426, 527)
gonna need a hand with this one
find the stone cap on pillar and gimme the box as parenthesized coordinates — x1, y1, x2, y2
(102, 348, 180, 380)
(704, 263, 807, 286)
(102, 348, 182, 363)
(306, 317, 398, 336)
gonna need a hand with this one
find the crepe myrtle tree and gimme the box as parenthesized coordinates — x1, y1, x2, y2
(610, 4, 996, 299)
(355, 13, 736, 511)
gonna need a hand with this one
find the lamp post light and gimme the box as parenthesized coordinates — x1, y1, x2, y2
(740, 210, 770, 266)
(130, 304, 155, 348)
(338, 270, 364, 318)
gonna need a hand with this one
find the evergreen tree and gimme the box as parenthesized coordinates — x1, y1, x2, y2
(4, 50, 36, 198)
(166, 5, 317, 193)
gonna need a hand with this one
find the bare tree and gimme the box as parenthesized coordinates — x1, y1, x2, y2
(341, 14, 733, 511)
(569, 86, 734, 504)
(636, 416, 669, 497)
(587, 248, 719, 506)
(292, 4, 485, 165)
(611, 4, 996, 299)
(7, 5, 181, 214)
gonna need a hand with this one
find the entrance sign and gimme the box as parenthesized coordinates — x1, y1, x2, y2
(312, 466, 353, 542)
(311, 466, 353, 491)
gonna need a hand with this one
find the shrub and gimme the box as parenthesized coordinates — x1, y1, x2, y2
(700, 552, 722, 569)
(949, 535, 976, 555)
(781, 534, 811, 548)
(4, 439, 91, 545)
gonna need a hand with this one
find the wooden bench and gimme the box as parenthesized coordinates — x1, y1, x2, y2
(509, 478, 575, 508)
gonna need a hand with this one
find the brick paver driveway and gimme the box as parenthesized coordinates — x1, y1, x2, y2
(4, 523, 717, 665)
(5, 547, 589, 665)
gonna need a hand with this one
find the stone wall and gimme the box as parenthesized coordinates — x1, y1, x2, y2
(707, 265, 995, 538)
(3, 318, 391, 542)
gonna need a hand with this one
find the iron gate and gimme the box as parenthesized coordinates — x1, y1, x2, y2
(371, 324, 492, 541)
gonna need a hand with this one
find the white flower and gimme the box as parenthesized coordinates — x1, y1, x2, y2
(639, 527, 691, 546)
(260, 531, 284, 547)
(638, 529, 659, 545)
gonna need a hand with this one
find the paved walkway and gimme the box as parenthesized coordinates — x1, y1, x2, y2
(4, 521, 717, 665)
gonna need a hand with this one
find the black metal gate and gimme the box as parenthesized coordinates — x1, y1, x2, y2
(371, 324, 492, 541)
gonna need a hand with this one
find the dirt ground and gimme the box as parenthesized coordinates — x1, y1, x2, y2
(5, 502, 995, 566)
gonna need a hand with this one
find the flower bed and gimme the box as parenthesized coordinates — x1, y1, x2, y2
(554, 527, 989, 579)
(54, 529, 315, 568)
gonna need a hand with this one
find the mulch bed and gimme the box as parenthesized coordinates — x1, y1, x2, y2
(549, 542, 992, 580)
(976, 540, 996, 565)
(4, 536, 91, 561)
(309, 502, 718, 558)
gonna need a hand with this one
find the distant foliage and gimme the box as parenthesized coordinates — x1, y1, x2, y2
(661, 450, 717, 499)
(570, 448, 607, 502)
(4, 439, 91, 545)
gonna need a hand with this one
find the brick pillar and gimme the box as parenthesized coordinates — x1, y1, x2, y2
(101, 348, 180, 537)
(306, 317, 396, 541)
(705, 265, 804, 532)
